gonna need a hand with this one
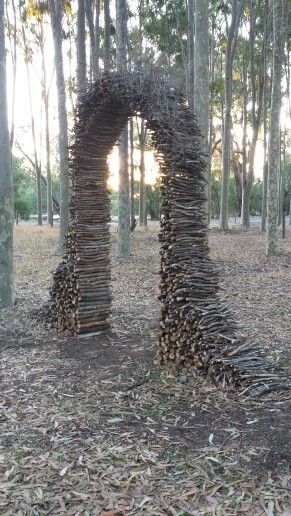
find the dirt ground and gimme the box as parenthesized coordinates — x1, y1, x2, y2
(0, 222, 291, 515)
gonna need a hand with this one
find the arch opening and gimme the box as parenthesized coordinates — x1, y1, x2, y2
(49, 72, 290, 396)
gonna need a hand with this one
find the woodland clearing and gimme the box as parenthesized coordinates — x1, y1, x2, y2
(0, 222, 291, 515)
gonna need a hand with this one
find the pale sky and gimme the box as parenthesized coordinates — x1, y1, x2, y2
(5, 9, 291, 189)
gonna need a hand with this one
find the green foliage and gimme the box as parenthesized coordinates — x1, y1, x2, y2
(146, 183, 161, 220)
(110, 180, 161, 220)
(12, 157, 35, 220)
(211, 169, 263, 218)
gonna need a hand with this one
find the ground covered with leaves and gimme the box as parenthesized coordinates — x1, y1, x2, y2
(0, 223, 291, 515)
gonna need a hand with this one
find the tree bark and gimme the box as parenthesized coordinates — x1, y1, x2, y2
(22, 33, 42, 226)
(0, 0, 14, 308)
(77, 0, 87, 97)
(129, 117, 135, 228)
(95, 0, 100, 74)
(220, 0, 243, 230)
(40, 22, 53, 227)
(241, 0, 265, 228)
(104, 0, 111, 70)
(266, 0, 287, 256)
(5, 0, 17, 149)
(116, 0, 130, 257)
(139, 119, 146, 226)
(50, 0, 70, 248)
(187, 0, 194, 112)
(207, 14, 215, 223)
(261, 9, 269, 233)
(85, 0, 97, 81)
(194, 0, 209, 220)
(241, 55, 249, 226)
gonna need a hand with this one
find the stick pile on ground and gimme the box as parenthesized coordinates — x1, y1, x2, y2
(49, 71, 291, 397)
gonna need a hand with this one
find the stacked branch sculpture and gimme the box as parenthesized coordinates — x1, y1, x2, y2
(49, 72, 291, 398)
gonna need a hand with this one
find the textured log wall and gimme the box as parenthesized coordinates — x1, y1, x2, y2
(49, 72, 290, 397)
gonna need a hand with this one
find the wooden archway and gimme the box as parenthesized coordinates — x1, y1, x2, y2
(49, 72, 290, 396)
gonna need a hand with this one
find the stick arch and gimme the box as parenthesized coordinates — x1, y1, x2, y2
(49, 72, 290, 396)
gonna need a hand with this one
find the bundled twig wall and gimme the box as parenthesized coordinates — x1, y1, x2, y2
(49, 72, 291, 398)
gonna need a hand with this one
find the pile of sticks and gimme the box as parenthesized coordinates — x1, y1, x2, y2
(49, 71, 291, 397)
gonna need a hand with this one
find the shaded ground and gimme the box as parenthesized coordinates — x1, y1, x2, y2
(0, 223, 291, 514)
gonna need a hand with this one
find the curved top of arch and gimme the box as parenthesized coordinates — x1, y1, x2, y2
(73, 71, 207, 197)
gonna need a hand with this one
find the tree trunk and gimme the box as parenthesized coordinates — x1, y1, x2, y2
(85, 0, 97, 81)
(5, 0, 17, 149)
(242, 0, 265, 229)
(220, 0, 243, 230)
(68, 16, 75, 113)
(139, 119, 146, 226)
(104, 0, 111, 70)
(266, 0, 287, 256)
(129, 117, 135, 228)
(207, 14, 215, 223)
(261, 16, 269, 233)
(0, 0, 14, 308)
(77, 0, 87, 97)
(95, 0, 100, 74)
(241, 57, 248, 225)
(23, 47, 42, 225)
(241, 182, 252, 227)
(194, 0, 209, 215)
(187, 0, 194, 112)
(277, 131, 282, 227)
(40, 22, 53, 227)
(116, 0, 130, 257)
(50, 0, 70, 248)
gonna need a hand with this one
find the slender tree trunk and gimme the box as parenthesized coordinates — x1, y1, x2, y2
(242, 1, 265, 228)
(281, 130, 286, 238)
(5, 0, 17, 149)
(116, 0, 130, 257)
(207, 14, 215, 223)
(266, 0, 287, 256)
(40, 22, 53, 227)
(129, 117, 135, 228)
(104, 0, 111, 70)
(95, 0, 100, 74)
(277, 130, 282, 227)
(220, 0, 243, 230)
(77, 0, 87, 97)
(139, 120, 146, 226)
(187, 0, 194, 112)
(241, 57, 248, 224)
(261, 17, 269, 233)
(194, 0, 209, 218)
(68, 16, 75, 113)
(22, 32, 42, 226)
(50, 0, 70, 247)
(0, 0, 14, 308)
(85, 0, 97, 81)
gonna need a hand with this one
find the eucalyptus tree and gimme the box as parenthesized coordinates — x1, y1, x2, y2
(0, 0, 14, 307)
(104, 0, 111, 70)
(187, 0, 194, 112)
(194, 0, 209, 216)
(241, 1, 267, 228)
(85, 0, 99, 80)
(220, 0, 243, 230)
(20, 13, 42, 226)
(50, 0, 70, 247)
(39, 20, 53, 226)
(116, 0, 130, 257)
(267, 0, 288, 256)
(77, 0, 86, 97)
